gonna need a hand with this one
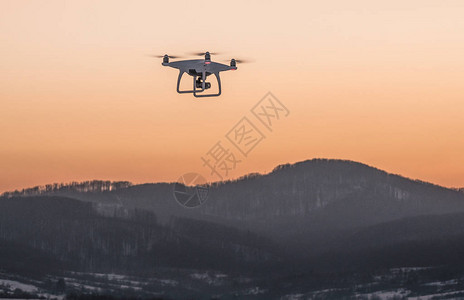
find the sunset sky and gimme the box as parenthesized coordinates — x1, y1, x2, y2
(1, 0, 464, 192)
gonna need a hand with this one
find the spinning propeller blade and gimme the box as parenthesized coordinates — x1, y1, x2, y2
(150, 54, 183, 59)
(188, 52, 221, 56)
(224, 58, 254, 64)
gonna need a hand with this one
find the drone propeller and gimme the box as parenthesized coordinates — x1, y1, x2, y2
(188, 52, 221, 56)
(224, 58, 254, 64)
(150, 54, 183, 59)
(234, 59, 253, 64)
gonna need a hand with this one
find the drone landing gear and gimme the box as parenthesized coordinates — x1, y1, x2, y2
(176, 71, 199, 94)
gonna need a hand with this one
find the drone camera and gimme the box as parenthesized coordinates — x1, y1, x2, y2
(195, 79, 211, 89)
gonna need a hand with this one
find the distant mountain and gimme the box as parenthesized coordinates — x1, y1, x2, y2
(3, 159, 464, 298)
(4, 159, 464, 246)
(203, 159, 464, 232)
(20, 159, 463, 244)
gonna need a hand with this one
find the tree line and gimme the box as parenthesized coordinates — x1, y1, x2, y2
(1, 180, 132, 198)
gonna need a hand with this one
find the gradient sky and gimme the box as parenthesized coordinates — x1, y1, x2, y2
(1, 0, 464, 192)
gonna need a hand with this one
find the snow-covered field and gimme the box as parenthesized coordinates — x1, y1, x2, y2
(0, 277, 64, 300)
(2, 266, 464, 299)
(0, 279, 38, 293)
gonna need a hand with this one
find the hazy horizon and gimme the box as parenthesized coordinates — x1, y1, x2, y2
(2, 158, 463, 194)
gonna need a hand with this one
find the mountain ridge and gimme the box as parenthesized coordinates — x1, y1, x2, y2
(1, 159, 458, 198)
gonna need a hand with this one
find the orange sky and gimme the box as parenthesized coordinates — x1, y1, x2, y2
(1, 0, 464, 192)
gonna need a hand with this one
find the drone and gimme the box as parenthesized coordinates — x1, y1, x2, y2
(154, 52, 249, 98)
